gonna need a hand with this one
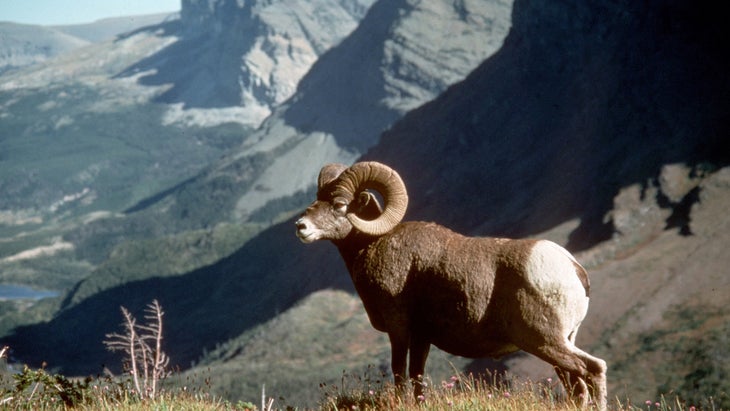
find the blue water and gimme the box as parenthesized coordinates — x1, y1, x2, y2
(0, 284, 60, 300)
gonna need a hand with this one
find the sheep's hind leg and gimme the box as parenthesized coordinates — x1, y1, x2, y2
(530, 342, 607, 410)
(555, 327, 590, 402)
(555, 367, 588, 403)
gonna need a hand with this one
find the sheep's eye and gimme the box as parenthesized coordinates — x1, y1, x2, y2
(333, 201, 347, 213)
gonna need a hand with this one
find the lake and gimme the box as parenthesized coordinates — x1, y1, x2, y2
(0, 284, 60, 300)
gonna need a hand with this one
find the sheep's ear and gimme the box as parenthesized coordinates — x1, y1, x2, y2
(318, 163, 348, 189)
(352, 192, 383, 219)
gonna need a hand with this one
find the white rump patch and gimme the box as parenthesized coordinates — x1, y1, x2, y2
(524, 240, 589, 327)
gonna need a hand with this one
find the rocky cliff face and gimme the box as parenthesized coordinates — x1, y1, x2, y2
(123, 0, 375, 127)
(188, 0, 514, 223)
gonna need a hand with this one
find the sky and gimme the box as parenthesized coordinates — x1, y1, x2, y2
(0, 0, 180, 26)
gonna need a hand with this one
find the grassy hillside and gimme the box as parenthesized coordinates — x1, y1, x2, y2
(0, 85, 247, 215)
(0, 90, 250, 288)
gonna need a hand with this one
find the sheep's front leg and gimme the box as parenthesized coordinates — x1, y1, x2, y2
(408, 337, 431, 399)
(388, 332, 408, 394)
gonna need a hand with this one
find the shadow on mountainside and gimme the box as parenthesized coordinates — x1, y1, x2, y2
(6, 0, 729, 377)
(113, 17, 182, 42)
(281, 0, 406, 152)
(113, 3, 258, 108)
(6, 219, 352, 375)
(364, 0, 730, 251)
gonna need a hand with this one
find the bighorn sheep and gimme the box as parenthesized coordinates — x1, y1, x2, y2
(295, 161, 607, 409)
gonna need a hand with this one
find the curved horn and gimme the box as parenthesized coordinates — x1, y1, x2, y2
(334, 161, 408, 235)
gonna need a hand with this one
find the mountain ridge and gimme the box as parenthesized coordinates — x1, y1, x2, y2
(51, 13, 179, 42)
(0, 13, 179, 75)
(0, 22, 89, 74)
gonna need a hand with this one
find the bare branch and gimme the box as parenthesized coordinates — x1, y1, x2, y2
(103, 300, 171, 399)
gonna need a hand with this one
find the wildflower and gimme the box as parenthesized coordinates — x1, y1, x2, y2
(417, 395, 426, 402)
(646, 400, 652, 406)
(655, 402, 660, 407)
(368, 390, 374, 396)
(503, 391, 511, 398)
(547, 377, 552, 384)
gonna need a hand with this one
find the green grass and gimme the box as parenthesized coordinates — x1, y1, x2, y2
(316, 370, 721, 411)
(1, 363, 718, 411)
